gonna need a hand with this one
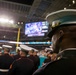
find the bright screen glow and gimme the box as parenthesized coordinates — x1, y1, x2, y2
(25, 21, 49, 37)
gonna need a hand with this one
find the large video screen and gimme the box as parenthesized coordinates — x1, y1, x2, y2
(25, 21, 49, 37)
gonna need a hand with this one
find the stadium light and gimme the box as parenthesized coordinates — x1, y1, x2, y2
(0, 18, 14, 24)
(9, 20, 14, 24)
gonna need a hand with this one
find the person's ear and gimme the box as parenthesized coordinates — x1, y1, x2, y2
(57, 30, 64, 40)
(59, 30, 64, 37)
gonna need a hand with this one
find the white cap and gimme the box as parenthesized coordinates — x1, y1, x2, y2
(2, 45, 12, 48)
(33, 48, 38, 52)
(45, 47, 53, 51)
(20, 45, 33, 51)
(16, 47, 21, 50)
(0, 46, 2, 49)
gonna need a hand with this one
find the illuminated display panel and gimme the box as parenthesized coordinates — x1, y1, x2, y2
(25, 21, 49, 37)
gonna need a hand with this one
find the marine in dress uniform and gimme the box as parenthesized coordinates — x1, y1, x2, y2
(43, 53, 51, 63)
(0, 46, 2, 56)
(33, 50, 40, 70)
(0, 45, 14, 75)
(8, 45, 35, 75)
(33, 9, 76, 75)
(13, 47, 21, 60)
(28, 49, 37, 71)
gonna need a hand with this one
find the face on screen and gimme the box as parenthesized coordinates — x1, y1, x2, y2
(25, 21, 49, 37)
(25, 22, 42, 34)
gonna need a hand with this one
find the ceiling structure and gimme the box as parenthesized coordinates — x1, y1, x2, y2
(0, 0, 76, 50)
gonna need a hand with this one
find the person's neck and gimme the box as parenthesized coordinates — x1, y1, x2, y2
(21, 53, 26, 57)
(21, 55, 26, 58)
(30, 54, 33, 56)
(60, 39, 76, 50)
(4, 52, 9, 55)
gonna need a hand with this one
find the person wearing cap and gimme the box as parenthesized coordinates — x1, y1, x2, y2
(33, 50, 40, 70)
(33, 9, 76, 75)
(0, 47, 14, 75)
(13, 47, 21, 60)
(28, 49, 38, 71)
(43, 52, 52, 65)
(0, 47, 3, 56)
(8, 45, 35, 75)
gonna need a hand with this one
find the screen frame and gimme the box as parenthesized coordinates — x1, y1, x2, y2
(24, 21, 49, 37)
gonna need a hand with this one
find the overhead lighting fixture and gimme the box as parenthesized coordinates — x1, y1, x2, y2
(69, 4, 71, 6)
(0, 18, 14, 24)
(3, 35, 6, 38)
(72, 0, 75, 4)
(18, 22, 20, 24)
(9, 20, 14, 24)
(21, 22, 23, 24)
(64, 7, 66, 10)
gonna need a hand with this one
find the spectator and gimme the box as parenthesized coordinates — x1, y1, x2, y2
(8, 45, 35, 75)
(43, 53, 52, 65)
(33, 50, 40, 70)
(13, 47, 21, 60)
(28, 49, 37, 71)
(0, 47, 14, 75)
(33, 9, 76, 75)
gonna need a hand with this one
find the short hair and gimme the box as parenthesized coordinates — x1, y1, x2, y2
(4, 48, 10, 52)
(21, 49, 28, 55)
(30, 49, 34, 53)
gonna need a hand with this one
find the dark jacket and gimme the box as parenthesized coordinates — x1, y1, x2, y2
(34, 55, 40, 70)
(13, 54, 20, 60)
(44, 57, 51, 63)
(33, 49, 76, 75)
(0, 54, 14, 75)
(8, 56, 35, 75)
(28, 55, 37, 71)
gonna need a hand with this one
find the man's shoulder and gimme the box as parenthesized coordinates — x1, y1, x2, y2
(33, 61, 53, 75)
(33, 59, 65, 75)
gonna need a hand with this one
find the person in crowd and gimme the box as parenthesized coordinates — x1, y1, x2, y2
(33, 50, 40, 70)
(0, 47, 3, 56)
(28, 49, 37, 71)
(8, 45, 35, 75)
(0, 50, 2, 56)
(13, 47, 21, 60)
(51, 53, 57, 62)
(43, 52, 52, 66)
(10, 53, 15, 57)
(33, 9, 76, 75)
(0, 47, 14, 75)
(28, 49, 35, 61)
